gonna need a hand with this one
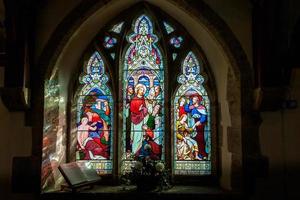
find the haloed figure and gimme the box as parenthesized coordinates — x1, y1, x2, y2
(129, 84, 149, 155)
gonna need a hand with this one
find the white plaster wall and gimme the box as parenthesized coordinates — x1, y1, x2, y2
(203, 0, 252, 67)
(256, 69, 300, 199)
(35, 0, 82, 61)
(0, 99, 32, 199)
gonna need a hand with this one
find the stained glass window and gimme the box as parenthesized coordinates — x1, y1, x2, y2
(41, 8, 217, 193)
(110, 21, 125, 34)
(76, 51, 113, 174)
(163, 21, 174, 34)
(122, 15, 164, 172)
(170, 36, 183, 48)
(103, 36, 117, 48)
(172, 53, 177, 61)
(110, 53, 115, 60)
(173, 52, 211, 175)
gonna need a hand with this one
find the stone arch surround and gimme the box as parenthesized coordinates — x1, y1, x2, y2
(34, 0, 257, 193)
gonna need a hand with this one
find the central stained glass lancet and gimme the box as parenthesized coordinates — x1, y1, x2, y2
(122, 15, 164, 172)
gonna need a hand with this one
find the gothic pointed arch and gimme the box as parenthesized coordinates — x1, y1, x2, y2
(76, 51, 114, 174)
(173, 52, 211, 175)
(38, 1, 256, 192)
(121, 14, 165, 171)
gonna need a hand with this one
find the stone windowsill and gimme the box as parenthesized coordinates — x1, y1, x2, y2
(41, 185, 242, 200)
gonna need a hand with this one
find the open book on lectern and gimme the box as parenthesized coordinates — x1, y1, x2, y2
(58, 162, 101, 188)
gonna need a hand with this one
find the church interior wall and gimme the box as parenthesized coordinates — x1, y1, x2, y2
(0, 0, 299, 199)
(0, 0, 252, 197)
(254, 68, 300, 199)
(39, 0, 245, 192)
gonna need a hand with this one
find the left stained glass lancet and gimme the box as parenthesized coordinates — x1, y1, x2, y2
(76, 51, 113, 174)
(173, 52, 211, 175)
(122, 15, 164, 172)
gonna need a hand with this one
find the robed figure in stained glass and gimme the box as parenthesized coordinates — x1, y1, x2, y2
(184, 93, 208, 159)
(79, 95, 111, 159)
(129, 83, 149, 155)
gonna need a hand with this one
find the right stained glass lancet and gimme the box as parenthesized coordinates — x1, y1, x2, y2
(173, 52, 211, 175)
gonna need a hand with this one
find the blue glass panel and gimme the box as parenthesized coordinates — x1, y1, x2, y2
(170, 36, 183, 48)
(103, 36, 117, 48)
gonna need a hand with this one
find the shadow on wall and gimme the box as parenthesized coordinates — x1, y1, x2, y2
(256, 69, 300, 200)
(0, 98, 32, 198)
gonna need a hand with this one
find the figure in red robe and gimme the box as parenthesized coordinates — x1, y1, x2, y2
(129, 84, 149, 155)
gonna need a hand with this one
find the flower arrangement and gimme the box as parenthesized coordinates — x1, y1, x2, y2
(121, 145, 172, 192)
